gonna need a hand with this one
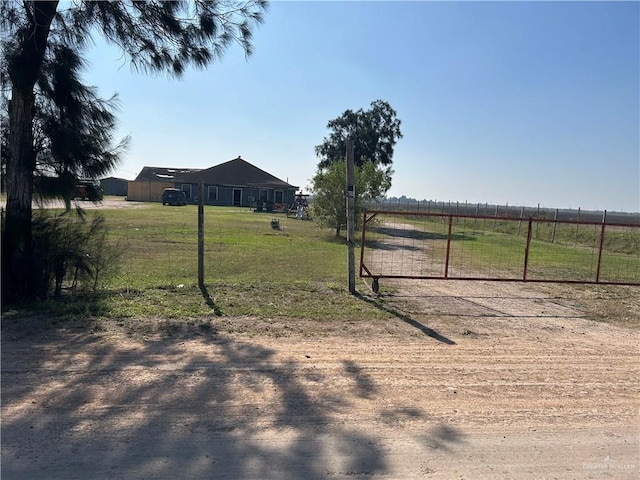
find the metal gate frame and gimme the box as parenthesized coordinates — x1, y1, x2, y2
(359, 210, 640, 292)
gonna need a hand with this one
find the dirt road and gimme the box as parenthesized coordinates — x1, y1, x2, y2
(2, 281, 638, 479)
(35, 196, 147, 210)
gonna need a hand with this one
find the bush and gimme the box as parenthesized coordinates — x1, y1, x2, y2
(31, 209, 121, 297)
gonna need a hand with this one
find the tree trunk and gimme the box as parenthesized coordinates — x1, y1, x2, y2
(60, 170, 76, 213)
(2, 1, 59, 301)
(3, 86, 38, 300)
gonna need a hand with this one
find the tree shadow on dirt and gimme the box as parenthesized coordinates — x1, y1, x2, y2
(367, 240, 423, 252)
(343, 360, 377, 399)
(418, 424, 466, 452)
(364, 227, 474, 253)
(1, 320, 388, 480)
(354, 292, 456, 345)
(370, 226, 474, 242)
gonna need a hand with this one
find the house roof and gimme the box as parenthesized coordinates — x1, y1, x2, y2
(176, 157, 298, 189)
(100, 176, 129, 183)
(134, 166, 201, 182)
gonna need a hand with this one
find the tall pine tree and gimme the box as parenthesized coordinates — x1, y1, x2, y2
(2, 1, 268, 301)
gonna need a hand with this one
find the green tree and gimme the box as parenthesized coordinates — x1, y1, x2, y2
(315, 99, 403, 169)
(311, 160, 392, 237)
(33, 44, 130, 211)
(1, 0, 268, 301)
(311, 100, 401, 237)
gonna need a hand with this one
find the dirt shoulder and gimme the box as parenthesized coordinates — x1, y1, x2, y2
(2, 281, 639, 479)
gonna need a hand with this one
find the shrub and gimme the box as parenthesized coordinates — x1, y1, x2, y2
(31, 209, 121, 297)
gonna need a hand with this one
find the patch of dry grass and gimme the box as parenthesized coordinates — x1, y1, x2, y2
(532, 283, 640, 328)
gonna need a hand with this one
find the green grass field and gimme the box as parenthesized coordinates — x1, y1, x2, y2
(5, 201, 638, 330)
(6, 202, 392, 326)
(99, 205, 348, 289)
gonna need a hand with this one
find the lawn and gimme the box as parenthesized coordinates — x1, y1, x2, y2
(100, 204, 348, 288)
(4, 203, 394, 328)
(4, 201, 639, 332)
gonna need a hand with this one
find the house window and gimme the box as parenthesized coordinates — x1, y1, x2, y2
(275, 190, 284, 204)
(182, 184, 192, 199)
(208, 186, 218, 201)
(259, 189, 268, 202)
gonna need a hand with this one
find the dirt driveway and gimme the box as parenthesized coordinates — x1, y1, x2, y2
(36, 196, 147, 210)
(2, 281, 638, 479)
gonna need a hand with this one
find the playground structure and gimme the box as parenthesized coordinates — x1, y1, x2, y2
(286, 192, 311, 220)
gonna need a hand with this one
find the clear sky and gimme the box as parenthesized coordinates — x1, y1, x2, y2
(83, 1, 640, 213)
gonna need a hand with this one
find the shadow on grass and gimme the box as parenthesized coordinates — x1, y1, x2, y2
(354, 292, 456, 345)
(199, 283, 222, 316)
(1, 291, 114, 330)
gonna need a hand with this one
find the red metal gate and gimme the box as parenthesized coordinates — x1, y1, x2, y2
(360, 210, 640, 291)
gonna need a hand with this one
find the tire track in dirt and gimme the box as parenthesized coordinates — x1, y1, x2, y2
(2, 279, 639, 479)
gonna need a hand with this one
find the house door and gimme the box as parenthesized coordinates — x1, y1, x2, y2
(233, 188, 242, 206)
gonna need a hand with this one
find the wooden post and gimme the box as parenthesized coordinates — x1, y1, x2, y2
(523, 218, 533, 281)
(595, 222, 606, 283)
(346, 139, 356, 294)
(575, 207, 581, 246)
(518, 206, 524, 236)
(475, 202, 479, 226)
(198, 179, 204, 288)
(551, 208, 558, 243)
(444, 215, 453, 278)
(484, 202, 487, 228)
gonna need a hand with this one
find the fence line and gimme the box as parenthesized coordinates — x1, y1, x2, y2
(109, 217, 345, 291)
(372, 200, 640, 225)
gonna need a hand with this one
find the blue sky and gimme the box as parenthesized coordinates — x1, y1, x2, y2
(84, 1, 639, 212)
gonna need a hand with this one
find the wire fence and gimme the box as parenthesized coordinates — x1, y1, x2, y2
(108, 211, 346, 291)
(15, 198, 639, 296)
(360, 210, 640, 287)
(374, 199, 640, 225)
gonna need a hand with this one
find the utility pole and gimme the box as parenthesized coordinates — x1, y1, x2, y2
(346, 139, 356, 294)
